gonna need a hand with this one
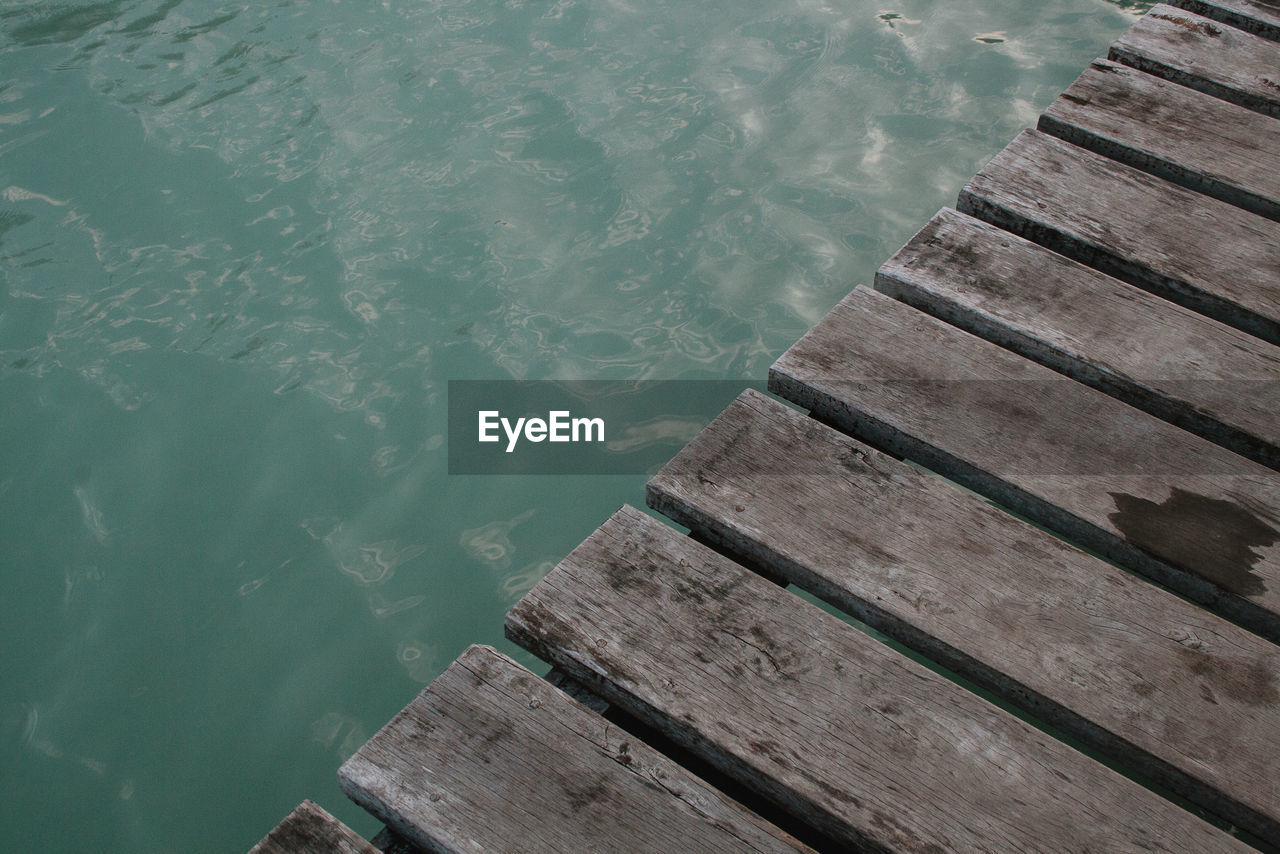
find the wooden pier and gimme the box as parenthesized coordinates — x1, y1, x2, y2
(255, 2, 1280, 851)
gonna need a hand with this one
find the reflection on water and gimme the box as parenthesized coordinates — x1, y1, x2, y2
(0, 0, 1145, 849)
(459, 508, 537, 571)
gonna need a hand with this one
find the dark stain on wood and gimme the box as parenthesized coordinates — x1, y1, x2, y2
(564, 774, 612, 811)
(602, 553, 662, 598)
(1178, 647, 1280, 707)
(748, 737, 788, 766)
(1108, 488, 1276, 595)
(671, 580, 707, 606)
(797, 766, 864, 809)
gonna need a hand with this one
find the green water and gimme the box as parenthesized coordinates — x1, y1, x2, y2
(1, 1, 1150, 850)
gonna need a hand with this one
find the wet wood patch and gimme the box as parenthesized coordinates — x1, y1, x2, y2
(338, 644, 809, 854)
(875, 207, 1280, 470)
(769, 286, 1280, 643)
(506, 506, 1252, 853)
(958, 129, 1280, 346)
(1039, 58, 1280, 221)
(1110, 4, 1280, 117)
(647, 388, 1280, 841)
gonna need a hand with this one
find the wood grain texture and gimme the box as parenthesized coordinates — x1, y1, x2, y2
(647, 389, 1280, 841)
(506, 506, 1252, 853)
(957, 129, 1280, 346)
(1168, 0, 1280, 42)
(769, 286, 1280, 644)
(338, 644, 809, 854)
(875, 208, 1280, 470)
(249, 801, 378, 854)
(1038, 58, 1280, 221)
(1109, 5, 1280, 116)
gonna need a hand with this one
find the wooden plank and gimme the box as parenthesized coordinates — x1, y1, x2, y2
(249, 801, 378, 854)
(874, 208, 1280, 471)
(1038, 58, 1280, 221)
(1168, 0, 1280, 42)
(957, 128, 1280, 346)
(769, 286, 1280, 644)
(506, 506, 1252, 853)
(647, 389, 1280, 842)
(1109, 5, 1280, 117)
(338, 644, 809, 854)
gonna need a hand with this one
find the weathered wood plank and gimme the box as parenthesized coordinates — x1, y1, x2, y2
(249, 801, 378, 854)
(874, 208, 1280, 470)
(1038, 58, 1280, 221)
(1109, 4, 1280, 117)
(957, 129, 1280, 346)
(507, 506, 1252, 853)
(769, 286, 1280, 644)
(647, 389, 1280, 842)
(1168, 0, 1280, 42)
(338, 644, 809, 854)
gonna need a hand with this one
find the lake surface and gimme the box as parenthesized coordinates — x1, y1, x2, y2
(0, 0, 1149, 849)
